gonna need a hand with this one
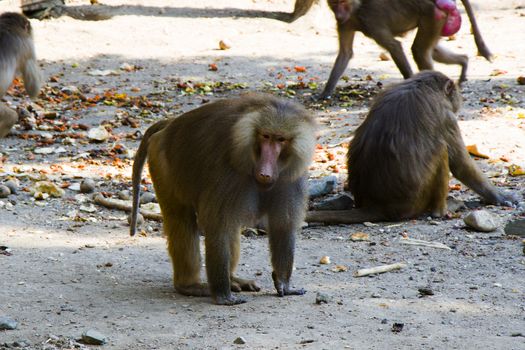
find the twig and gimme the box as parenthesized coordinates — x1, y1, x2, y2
(399, 238, 452, 250)
(93, 193, 162, 221)
(354, 262, 407, 277)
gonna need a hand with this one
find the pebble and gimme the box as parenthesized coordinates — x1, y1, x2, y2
(4, 180, 18, 194)
(319, 256, 330, 264)
(313, 194, 354, 210)
(504, 219, 525, 237)
(80, 179, 96, 194)
(463, 210, 499, 232)
(418, 287, 435, 296)
(81, 329, 107, 345)
(233, 336, 246, 345)
(308, 176, 338, 199)
(0, 185, 11, 198)
(0, 316, 18, 330)
(391, 323, 404, 333)
(118, 190, 131, 200)
(88, 126, 111, 142)
(140, 192, 157, 204)
(128, 213, 144, 227)
(315, 292, 331, 304)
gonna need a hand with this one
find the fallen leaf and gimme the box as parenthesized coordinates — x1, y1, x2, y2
(466, 144, 489, 159)
(294, 66, 306, 73)
(350, 232, 369, 241)
(331, 265, 348, 272)
(490, 69, 507, 77)
(508, 164, 525, 176)
(208, 63, 218, 71)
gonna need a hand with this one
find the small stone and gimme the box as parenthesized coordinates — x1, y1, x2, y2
(128, 213, 144, 227)
(315, 292, 331, 304)
(313, 194, 354, 210)
(81, 329, 107, 345)
(0, 185, 11, 198)
(12, 340, 30, 347)
(4, 180, 18, 194)
(464, 210, 499, 232)
(117, 190, 131, 200)
(233, 336, 246, 345)
(80, 179, 96, 194)
(308, 176, 338, 199)
(319, 256, 330, 264)
(504, 219, 525, 237)
(391, 323, 404, 333)
(88, 125, 111, 142)
(418, 287, 434, 296)
(0, 316, 18, 330)
(140, 192, 157, 204)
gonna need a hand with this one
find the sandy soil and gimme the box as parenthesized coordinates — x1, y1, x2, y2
(1, 0, 524, 349)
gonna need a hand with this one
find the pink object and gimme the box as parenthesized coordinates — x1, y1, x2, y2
(434, 0, 462, 36)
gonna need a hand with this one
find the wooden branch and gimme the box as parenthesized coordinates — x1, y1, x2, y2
(354, 262, 407, 277)
(399, 238, 452, 250)
(93, 193, 162, 221)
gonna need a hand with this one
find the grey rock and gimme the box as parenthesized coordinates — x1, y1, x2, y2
(504, 219, 525, 237)
(128, 213, 144, 228)
(117, 190, 131, 200)
(308, 176, 338, 199)
(315, 292, 331, 304)
(233, 336, 247, 345)
(463, 210, 499, 232)
(0, 316, 18, 330)
(313, 194, 354, 210)
(0, 185, 11, 198)
(4, 180, 18, 195)
(81, 329, 107, 345)
(140, 192, 157, 204)
(79, 179, 96, 194)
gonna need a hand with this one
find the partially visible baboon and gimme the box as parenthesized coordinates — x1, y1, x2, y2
(306, 71, 519, 224)
(130, 94, 318, 305)
(318, 0, 492, 98)
(275, 0, 318, 23)
(0, 12, 42, 138)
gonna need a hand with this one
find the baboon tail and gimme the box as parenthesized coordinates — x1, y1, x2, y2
(22, 58, 42, 98)
(305, 208, 387, 225)
(130, 119, 171, 236)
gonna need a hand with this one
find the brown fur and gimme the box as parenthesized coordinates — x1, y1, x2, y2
(0, 12, 43, 138)
(306, 71, 519, 224)
(130, 94, 317, 305)
(275, 0, 318, 23)
(319, 0, 491, 98)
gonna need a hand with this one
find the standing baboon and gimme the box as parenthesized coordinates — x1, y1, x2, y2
(130, 94, 318, 305)
(306, 71, 519, 224)
(319, 0, 492, 98)
(0, 12, 42, 138)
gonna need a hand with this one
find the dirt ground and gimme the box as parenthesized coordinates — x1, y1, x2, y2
(1, 0, 525, 349)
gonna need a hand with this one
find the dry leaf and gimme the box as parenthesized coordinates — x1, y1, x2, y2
(466, 144, 489, 159)
(350, 232, 369, 241)
(331, 265, 348, 272)
(508, 164, 525, 176)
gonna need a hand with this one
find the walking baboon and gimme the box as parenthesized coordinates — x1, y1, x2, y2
(0, 12, 42, 138)
(130, 94, 317, 305)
